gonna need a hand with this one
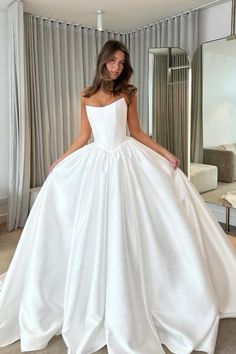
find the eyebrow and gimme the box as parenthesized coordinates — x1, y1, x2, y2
(111, 55, 125, 61)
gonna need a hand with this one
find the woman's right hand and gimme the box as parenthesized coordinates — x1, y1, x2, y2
(49, 157, 63, 173)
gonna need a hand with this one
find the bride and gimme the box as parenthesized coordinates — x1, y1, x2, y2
(50, 40, 180, 172)
(0, 39, 236, 354)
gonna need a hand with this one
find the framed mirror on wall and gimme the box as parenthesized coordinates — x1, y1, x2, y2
(148, 47, 191, 177)
(190, 37, 236, 227)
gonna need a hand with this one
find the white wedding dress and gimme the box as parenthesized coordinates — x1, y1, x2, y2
(0, 97, 236, 354)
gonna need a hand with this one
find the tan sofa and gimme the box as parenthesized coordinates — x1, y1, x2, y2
(203, 143, 236, 183)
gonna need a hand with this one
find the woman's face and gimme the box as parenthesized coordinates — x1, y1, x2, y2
(105, 50, 125, 80)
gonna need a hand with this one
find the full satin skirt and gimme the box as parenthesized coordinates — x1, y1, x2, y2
(0, 137, 236, 354)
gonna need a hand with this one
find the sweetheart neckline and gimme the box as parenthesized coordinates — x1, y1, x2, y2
(85, 97, 126, 109)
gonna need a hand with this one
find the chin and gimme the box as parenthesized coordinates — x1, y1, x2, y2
(110, 73, 120, 79)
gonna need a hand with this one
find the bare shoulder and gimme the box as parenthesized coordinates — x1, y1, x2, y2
(124, 85, 137, 105)
(81, 87, 87, 95)
(80, 87, 89, 105)
(126, 84, 137, 95)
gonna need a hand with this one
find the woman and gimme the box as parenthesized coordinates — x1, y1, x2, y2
(0, 39, 236, 354)
(50, 40, 180, 172)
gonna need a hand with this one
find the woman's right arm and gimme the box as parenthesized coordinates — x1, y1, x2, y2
(49, 92, 91, 172)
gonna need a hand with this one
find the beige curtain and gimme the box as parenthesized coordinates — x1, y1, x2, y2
(152, 52, 189, 174)
(152, 55, 168, 146)
(168, 53, 189, 174)
(191, 46, 203, 163)
(7, 0, 30, 231)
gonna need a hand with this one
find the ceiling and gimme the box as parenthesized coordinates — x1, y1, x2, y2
(0, 0, 224, 31)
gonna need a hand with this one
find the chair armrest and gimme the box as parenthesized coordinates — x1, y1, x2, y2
(203, 149, 236, 182)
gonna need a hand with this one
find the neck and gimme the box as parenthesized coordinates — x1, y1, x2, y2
(101, 81, 114, 95)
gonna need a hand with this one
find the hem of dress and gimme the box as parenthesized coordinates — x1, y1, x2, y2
(2, 313, 236, 353)
(0, 337, 20, 348)
(21, 341, 49, 352)
(67, 341, 106, 354)
(21, 333, 61, 352)
(161, 339, 216, 354)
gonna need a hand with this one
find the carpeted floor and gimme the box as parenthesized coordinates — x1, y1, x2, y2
(202, 181, 236, 205)
(0, 224, 236, 354)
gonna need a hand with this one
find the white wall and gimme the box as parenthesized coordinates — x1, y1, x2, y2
(200, 0, 236, 148)
(199, 0, 231, 45)
(0, 10, 9, 223)
(203, 49, 236, 147)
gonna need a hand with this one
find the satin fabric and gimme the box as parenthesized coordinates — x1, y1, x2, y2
(0, 97, 236, 354)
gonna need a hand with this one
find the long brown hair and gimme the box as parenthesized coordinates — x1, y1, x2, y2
(83, 40, 137, 97)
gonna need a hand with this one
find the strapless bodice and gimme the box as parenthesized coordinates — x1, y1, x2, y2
(86, 97, 129, 151)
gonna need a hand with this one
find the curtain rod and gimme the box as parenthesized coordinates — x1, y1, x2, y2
(25, 13, 100, 31)
(132, 0, 226, 32)
(168, 0, 225, 18)
(25, 0, 226, 34)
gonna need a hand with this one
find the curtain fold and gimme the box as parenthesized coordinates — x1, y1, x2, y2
(168, 53, 189, 174)
(152, 51, 189, 175)
(152, 55, 168, 146)
(7, 0, 30, 231)
(8, 10, 199, 229)
(191, 46, 203, 163)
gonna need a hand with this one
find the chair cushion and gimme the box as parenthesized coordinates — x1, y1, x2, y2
(190, 163, 218, 193)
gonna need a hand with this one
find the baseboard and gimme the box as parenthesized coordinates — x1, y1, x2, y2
(0, 196, 8, 224)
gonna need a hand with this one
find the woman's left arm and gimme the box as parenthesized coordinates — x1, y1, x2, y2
(127, 93, 180, 170)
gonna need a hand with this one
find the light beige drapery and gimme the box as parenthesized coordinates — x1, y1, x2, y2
(152, 55, 168, 146)
(191, 46, 203, 163)
(7, 0, 30, 231)
(152, 52, 190, 174)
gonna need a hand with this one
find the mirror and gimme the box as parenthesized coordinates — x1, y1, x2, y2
(148, 47, 191, 176)
(190, 38, 236, 213)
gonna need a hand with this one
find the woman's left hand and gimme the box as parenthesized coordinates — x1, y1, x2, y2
(166, 153, 180, 170)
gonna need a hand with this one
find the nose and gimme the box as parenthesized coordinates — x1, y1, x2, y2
(113, 61, 119, 71)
